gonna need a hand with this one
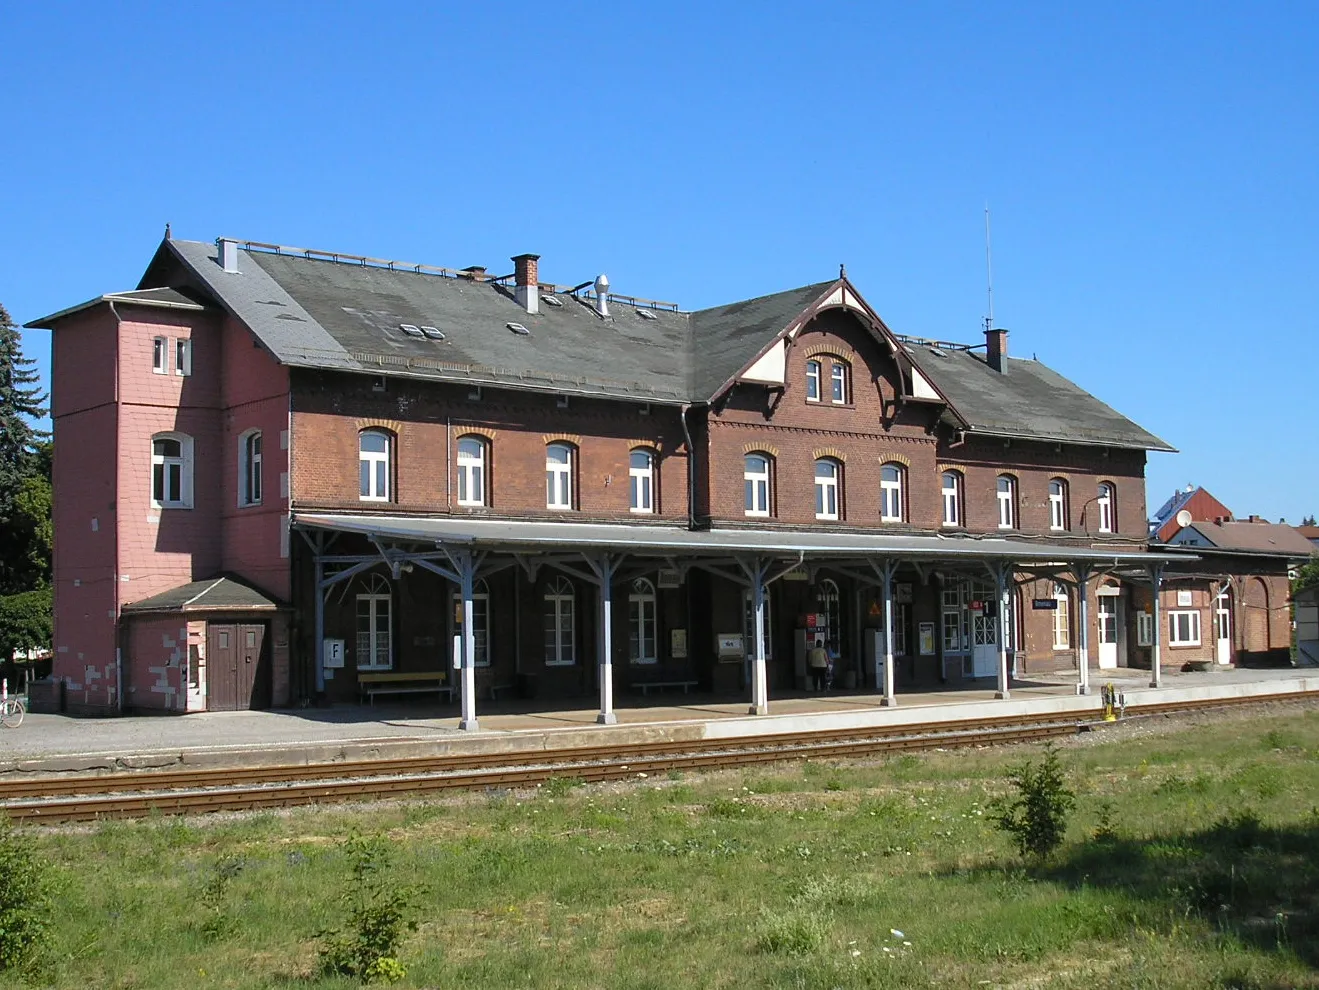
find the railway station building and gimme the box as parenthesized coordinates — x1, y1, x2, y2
(31, 235, 1182, 722)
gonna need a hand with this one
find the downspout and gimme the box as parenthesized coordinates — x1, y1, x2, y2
(679, 403, 696, 529)
(446, 417, 452, 512)
(108, 299, 123, 714)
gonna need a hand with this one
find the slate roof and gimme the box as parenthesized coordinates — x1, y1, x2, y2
(105, 237, 1169, 449)
(910, 348, 1175, 451)
(121, 576, 280, 613)
(1171, 521, 1315, 557)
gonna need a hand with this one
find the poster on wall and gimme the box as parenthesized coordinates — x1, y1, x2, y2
(918, 623, 936, 656)
(671, 628, 688, 658)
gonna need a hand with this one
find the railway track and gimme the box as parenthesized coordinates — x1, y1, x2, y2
(2, 689, 1313, 825)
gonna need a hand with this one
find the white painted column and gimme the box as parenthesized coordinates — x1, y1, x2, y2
(458, 553, 479, 731)
(994, 563, 1010, 699)
(881, 561, 896, 707)
(1076, 566, 1091, 696)
(597, 558, 617, 725)
(1149, 564, 1163, 688)
(750, 563, 769, 715)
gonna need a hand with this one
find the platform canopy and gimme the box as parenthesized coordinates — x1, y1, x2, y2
(292, 512, 1182, 570)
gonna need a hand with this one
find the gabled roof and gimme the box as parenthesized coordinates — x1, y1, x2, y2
(121, 576, 280, 613)
(908, 348, 1176, 451)
(110, 236, 1170, 449)
(1163, 520, 1315, 558)
(25, 287, 208, 328)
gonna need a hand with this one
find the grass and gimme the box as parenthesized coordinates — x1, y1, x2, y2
(7, 705, 1319, 988)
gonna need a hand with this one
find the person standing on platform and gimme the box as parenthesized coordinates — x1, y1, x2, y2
(807, 638, 829, 692)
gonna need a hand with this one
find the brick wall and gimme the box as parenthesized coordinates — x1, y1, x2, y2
(289, 371, 689, 522)
(124, 614, 190, 712)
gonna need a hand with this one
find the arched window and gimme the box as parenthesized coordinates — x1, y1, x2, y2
(628, 578, 658, 664)
(1097, 483, 1115, 534)
(151, 432, 193, 508)
(941, 471, 962, 527)
(544, 575, 576, 665)
(818, 578, 841, 643)
(744, 453, 772, 517)
(1048, 479, 1068, 531)
(996, 475, 1017, 529)
(880, 463, 905, 523)
(629, 448, 655, 514)
(457, 436, 487, 507)
(356, 573, 392, 670)
(814, 458, 841, 520)
(1052, 582, 1070, 649)
(829, 359, 849, 404)
(452, 578, 490, 666)
(239, 430, 263, 507)
(805, 359, 822, 402)
(359, 429, 392, 502)
(546, 443, 574, 510)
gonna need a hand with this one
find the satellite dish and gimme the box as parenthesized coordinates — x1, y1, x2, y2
(1175, 509, 1193, 528)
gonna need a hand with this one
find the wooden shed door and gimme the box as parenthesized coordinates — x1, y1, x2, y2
(206, 623, 267, 711)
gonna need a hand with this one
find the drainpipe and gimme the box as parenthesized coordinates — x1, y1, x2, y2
(679, 403, 697, 529)
(445, 417, 452, 512)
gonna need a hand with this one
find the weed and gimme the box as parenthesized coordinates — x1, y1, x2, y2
(317, 831, 420, 984)
(0, 817, 53, 974)
(542, 775, 584, 798)
(988, 744, 1075, 860)
(753, 906, 830, 955)
(195, 854, 244, 941)
(1092, 801, 1119, 842)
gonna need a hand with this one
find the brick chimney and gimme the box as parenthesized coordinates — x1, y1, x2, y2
(985, 327, 1008, 372)
(512, 254, 540, 315)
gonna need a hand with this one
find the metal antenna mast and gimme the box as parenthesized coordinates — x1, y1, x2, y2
(983, 205, 995, 333)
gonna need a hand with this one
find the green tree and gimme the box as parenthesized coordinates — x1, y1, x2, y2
(0, 588, 51, 663)
(0, 304, 47, 496)
(1294, 559, 1319, 596)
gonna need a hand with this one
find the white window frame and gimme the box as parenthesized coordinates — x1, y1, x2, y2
(880, 463, 904, 523)
(151, 432, 193, 509)
(1052, 583, 1070, 650)
(239, 429, 262, 506)
(814, 459, 840, 521)
(175, 338, 192, 377)
(1169, 609, 1201, 646)
(152, 336, 168, 375)
(457, 436, 487, 507)
(359, 430, 391, 502)
(805, 359, 821, 402)
(1049, 479, 1067, 531)
(628, 578, 658, 664)
(356, 574, 392, 671)
(629, 448, 655, 514)
(546, 443, 574, 510)
(997, 475, 1016, 530)
(1097, 483, 1114, 534)
(941, 471, 962, 527)
(544, 576, 576, 665)
(744, 453, 771, 517)
(830, 361, 848, 404)
(1137, 611, 1155, 647)
(452, 579, 490, 667)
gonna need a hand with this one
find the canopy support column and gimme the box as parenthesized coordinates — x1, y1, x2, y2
(1074, 563, 1093, 697)
(1149, 562, 1165, 688)
(456, 549, 479, 731)
(869, 559, 899, 706)
(313, 555, 326, 696)
(737, 556, 771, 716)
(993, 559, 1012, 699)
(586, 553, 621, 725)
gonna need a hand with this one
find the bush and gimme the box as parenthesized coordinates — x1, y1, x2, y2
(317, 832, 420, 983)
(0, 817, 53, 973)
(753, 906, 830, 955)
(989, 744, 1076, 860)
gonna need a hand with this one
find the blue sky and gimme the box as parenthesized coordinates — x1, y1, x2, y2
(3, 2, 1315, 523)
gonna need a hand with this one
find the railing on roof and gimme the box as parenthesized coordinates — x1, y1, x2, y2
(894, 333, 975, 351)
(233, 240, 680, 311)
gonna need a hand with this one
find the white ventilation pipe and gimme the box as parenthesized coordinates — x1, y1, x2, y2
(593, 274, 610, 318)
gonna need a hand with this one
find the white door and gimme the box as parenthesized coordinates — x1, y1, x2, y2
(1097, 597, 1118, 669)
(971, 610, 998, 678)
(1215, 593, 1232, 665)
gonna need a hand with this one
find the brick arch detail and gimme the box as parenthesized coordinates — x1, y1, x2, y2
(937, 463, 969, 475)
(542, 433, 582, 447)
(877, 453, 912, 467)
(742, 441, 780, 457)
(356, 419, 401, 435)
(812, 447, 847, 462)
(456, 426, 497, 442)
(802, 344, 857, 362)
(627, 439, 661, 452)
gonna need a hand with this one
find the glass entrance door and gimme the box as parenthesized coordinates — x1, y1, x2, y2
(1097, 596, 1118, 669)
(1215, 591, 1232, 665)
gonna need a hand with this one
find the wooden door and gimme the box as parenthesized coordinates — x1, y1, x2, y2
(238, 625, 265, 709)
(207, 624, 238, 711)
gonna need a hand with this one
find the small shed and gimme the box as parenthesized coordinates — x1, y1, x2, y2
(120, 577, 291, 712)
(1296, 585, 1319, 668)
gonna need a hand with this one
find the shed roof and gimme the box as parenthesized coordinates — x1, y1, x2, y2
(1167, 520, 1315, 558)
(121, 576, 280, 613)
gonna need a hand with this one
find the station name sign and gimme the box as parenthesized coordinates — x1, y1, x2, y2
(1031, 598, 1059, 610)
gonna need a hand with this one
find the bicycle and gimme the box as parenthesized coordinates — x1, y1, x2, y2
(0, 680, 24, 728)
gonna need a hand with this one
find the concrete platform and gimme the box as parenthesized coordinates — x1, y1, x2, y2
(1, 666, 1314, 776)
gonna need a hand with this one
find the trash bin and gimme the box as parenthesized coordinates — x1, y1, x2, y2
(517, 672, 539, 700)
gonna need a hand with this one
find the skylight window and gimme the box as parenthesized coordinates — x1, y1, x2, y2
(507, 322, 530, 335)
(542, 294, 564, 307)
(400, 324, 425, 338)
(636, 309, 658, 321)
(420, 326, 445, 340)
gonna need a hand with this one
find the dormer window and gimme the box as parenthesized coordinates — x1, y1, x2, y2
(806, 360, 821, 401)
(805, 357, 849, 404)
(830, 361, 848, 403)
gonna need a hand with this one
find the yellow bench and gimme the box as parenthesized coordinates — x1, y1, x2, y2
(357, 670, 455, 705)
